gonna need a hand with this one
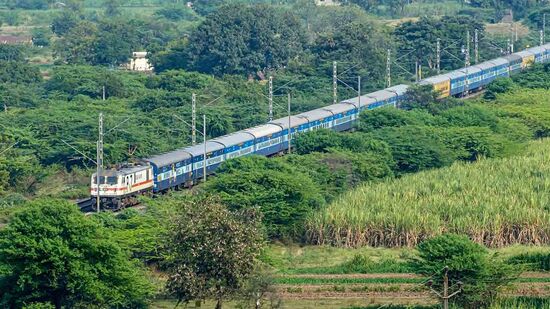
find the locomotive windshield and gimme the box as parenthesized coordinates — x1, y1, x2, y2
(92, 176, 119, 185)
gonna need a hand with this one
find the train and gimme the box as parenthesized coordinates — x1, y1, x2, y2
(90, 43, 550, 210)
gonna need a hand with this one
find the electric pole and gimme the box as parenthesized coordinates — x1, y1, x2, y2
(287, 93, 291, 154)
(203, 114, 206, 182)
(268, 76, 273, 122)
(102, 85, 106, 101)
(333, 61, 337, 104)
(436, 38, 441, 74)
(474, 29, 479, 64)
(544, 13, 547, 44)
(426, 267, 463, 309)
(192, 93, 196, 145)
(541, 30, 544, 46)
(357, 76, 361, 112)
(465, 30, 470, 67)
(386, 49, 391, 88)
(96, 112, 104, 213)
(415, 60, 419, 82)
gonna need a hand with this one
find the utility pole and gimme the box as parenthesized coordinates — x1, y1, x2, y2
(541, 30, 544, 46)
(507, 38, 511, 55)
(426, 266, 463, 309)
(436, 38, 441, 74)
(203, 114, 206, 182)
(192, 93, 196, 145)
(386, 49, 391, 88)
(415, 60, 419, 82)
(268, 76, 273, 122)
(357, 76, 361, 112)
(333, 61, 337, 104)
(544, 13, 547, 44)
(102, 86, 106, 101)
(465, 30, 470, 67)
(474, 29, 479, 64)
(515, 23, 518, 42)
(96, 112, 104, 213)
(287, 93, 291, 154)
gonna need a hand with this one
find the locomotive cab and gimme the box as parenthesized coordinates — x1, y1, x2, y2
(90, 164, 154, 210)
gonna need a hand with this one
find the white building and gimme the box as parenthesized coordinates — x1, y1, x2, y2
(315, 0, 340, 6)
(127, 52, 153, 72)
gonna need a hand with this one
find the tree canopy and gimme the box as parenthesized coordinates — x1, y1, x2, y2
(164, 196, 263, 309)
(0, 199, 152, 308)
(154, 4, 307, 77)
(412, 234, 518, 308)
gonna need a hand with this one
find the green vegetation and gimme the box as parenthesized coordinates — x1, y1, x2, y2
(163, 196, 263, 309)
(412, 234, 517, 308)
(307, 138, 550, 247)
(2, 0, 550, 307)
(508, 251, 550, 271)
(0, 200, 152, 308)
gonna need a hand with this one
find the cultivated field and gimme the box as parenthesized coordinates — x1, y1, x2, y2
(306, 139, 550, 248)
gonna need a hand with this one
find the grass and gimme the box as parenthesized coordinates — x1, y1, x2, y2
(262, 244, 415, 273)
(306, 139, 550, 248)
(275, 277, 425, 285)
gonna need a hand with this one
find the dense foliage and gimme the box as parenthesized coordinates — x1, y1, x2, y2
(412, 234, 517, 308)
(0, 200, 152, 308)
(163, 196, 263, 309)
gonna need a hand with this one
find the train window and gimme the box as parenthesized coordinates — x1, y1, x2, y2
(106, 176, 118, 184)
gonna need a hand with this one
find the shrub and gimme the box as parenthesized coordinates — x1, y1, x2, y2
(412, 234, 518, 309)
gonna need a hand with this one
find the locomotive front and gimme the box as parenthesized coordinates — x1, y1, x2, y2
(90, 164, 154, 210)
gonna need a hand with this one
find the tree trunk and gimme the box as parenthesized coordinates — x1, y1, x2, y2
(215, 299, 222, 309)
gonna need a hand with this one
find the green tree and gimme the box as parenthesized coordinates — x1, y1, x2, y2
(206, 156, 325, 239)
(0, 200, 153, 308)
(293, 129, 343, 155)
(394, 16, 485, 72)
(31, 27, 51, 47)
(45, 65, 129, 99)
(94, 19, 140, 66)
(164, 196, 263, 309)
(53, 21, 98, 64)
(104, 0, 122, 17)
(371, 126, 456, 173)
(0, 61, 41, 84)
(51, 10, 80, 36)
(10, 0, 48, 9)
(0, 45, 24, 61)
(313, 19, 387, 89)
(156, 4, 307, 77)
(484, 77, 515, 99)
(412, 234, 518, 308)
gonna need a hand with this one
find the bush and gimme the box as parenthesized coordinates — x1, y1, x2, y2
(412, 234, 518, 308)
(293, 129, 342, 155)
(340, 254, 411, 273)
(206, 156, 325, 239)
(371, 126, 456, 174)
(441, 127, 509, 161)
(359, 106, 437, 131)
(484, 78, 515, 99)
